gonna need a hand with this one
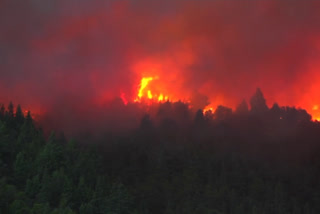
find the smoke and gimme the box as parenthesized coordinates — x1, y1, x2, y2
(1, 0, 320, 127)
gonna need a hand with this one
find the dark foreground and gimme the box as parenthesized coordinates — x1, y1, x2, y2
(1, 99, 320, 214)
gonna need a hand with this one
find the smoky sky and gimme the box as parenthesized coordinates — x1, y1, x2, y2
(0, 0, 320, 115)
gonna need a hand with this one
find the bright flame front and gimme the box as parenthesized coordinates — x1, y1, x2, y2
(134, 76, 171, 103)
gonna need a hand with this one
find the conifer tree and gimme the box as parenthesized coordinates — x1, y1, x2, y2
(250, 88, 269, 114)
(0, 104, 5, 120)
(15, 104, 25, 126)
(8, 102, 14, 118)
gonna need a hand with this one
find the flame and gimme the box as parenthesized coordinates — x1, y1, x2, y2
(203, 106, 214, 113)
(21, 107, 44, 120)
(147, 90, 153, 99)
(137, 77, 154, 100)
(134, 76, 171, 103)
(158, 94, 164, 101)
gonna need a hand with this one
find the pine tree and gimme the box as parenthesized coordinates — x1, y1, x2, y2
(250, 88, 269, 114)
(235, 99, 249, 115)
(0, 104, 5, 120)
(8, 102, 14, 118)
(14, 152, 31, 187)
(25, 175, 41, 199)
(194, 109, 205, 125)
(15, 104, 25, 126)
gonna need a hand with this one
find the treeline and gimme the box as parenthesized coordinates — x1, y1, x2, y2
(1, 88, 320, 213)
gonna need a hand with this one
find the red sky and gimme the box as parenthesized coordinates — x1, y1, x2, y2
(1, 0, 320, 119)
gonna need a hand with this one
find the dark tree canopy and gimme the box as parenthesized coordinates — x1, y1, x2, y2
(235, 99, 249, 115)
(214, 105, 232, 120)
(15, 105, 24, 125)
(0, 104, 5, 119)
(194, 109, 205, 125)
(8, 102, 14, 118)
(1, 100, 320, 214)
(250, 88, 269, 114)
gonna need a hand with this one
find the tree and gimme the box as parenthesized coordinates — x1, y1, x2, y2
(214, 105, 232, 120)
(37, 169, 72, 207)
(8, 102, 14, 118)
(0, 104, 5, 120)
(173, 101, 190, 124)
(31, 203, 51, 214)
(140, 114, 154, 131)
(25, 111, 33, 124)
(9, 199, 31, 214)
(0, 178, 17, 213)
(14, 152, 31, 187)
(79, 202, 95, 214)
(35, 132, 64, 174)
(15, 104, 25, 126)
(105, 182, 133, 214)
(235, 99, 249, 115)
(0, 120, 16, 167)
(250, 88, 268, 114)
(71, 176, 93, 210)
(270, 103, 282, 118)
(25, 175, 41, 199)
(194, 109, 205, 125)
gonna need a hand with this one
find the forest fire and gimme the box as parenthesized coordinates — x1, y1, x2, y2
(129, 75, 320, 122)
(3, 1, 320, 212)
(0, 1, 319, 124)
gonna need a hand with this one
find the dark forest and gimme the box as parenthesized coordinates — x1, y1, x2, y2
(1, 89, 320, 214)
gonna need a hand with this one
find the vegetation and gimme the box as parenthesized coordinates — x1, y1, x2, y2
(1, 89, 320, 213)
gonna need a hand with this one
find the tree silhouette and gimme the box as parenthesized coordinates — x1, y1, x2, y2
(250, 88, 269, 114)
(214, 105, 232, 120)
(270, 103, 282, 120)
(8, 102, 14, 118)
(15, 105, 25, 125)
(235, 99, 249, 115)
(140, 114, 153, 131)
(25, 111, 33, 124)
(194, 109, 206, 127)
(0, 105, 5, 119)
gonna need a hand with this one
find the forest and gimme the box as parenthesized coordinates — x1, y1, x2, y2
(1, 88, 320, 214)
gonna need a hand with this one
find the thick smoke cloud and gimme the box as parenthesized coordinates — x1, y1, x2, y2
(1, 0, 320, 124)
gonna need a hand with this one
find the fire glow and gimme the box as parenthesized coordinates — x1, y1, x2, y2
(1, 0, 320, 123)
(312, 105, 320, 121)
(126, 74, 320, 122)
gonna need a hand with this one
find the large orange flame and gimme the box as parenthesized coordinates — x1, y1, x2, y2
(137, 77, 154, 100)
(134, 76, 171, 103)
